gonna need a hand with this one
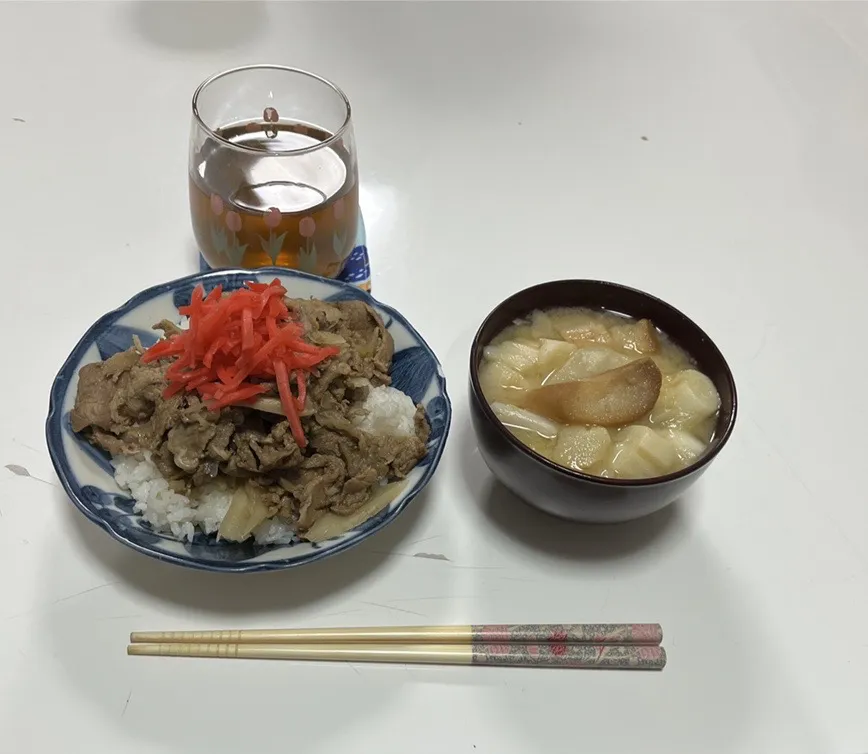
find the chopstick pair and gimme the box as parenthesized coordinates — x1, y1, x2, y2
(128, 623, 667, 670)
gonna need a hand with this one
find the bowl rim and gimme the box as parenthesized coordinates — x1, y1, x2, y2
(469, 278, 737, 488)
(46, 266, 452, 573)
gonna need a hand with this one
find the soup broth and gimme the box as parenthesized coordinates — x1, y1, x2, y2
(479, 307, 721, 479)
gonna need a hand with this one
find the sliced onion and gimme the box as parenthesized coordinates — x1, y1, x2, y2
(304, 481, 408, 543)
(218, 485, 270, 542)
(490, 402, 560, 438)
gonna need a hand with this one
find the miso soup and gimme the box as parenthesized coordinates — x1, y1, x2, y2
(479, 307, 721, 479)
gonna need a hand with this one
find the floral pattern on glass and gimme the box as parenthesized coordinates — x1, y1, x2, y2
(258, 207, 288, 264)
(210, 194, 224, 216)
(297, 216, 318, 273)
(191, 175, 359, 275)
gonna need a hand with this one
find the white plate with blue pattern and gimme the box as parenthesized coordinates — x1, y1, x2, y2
(46, 268, 451, 573)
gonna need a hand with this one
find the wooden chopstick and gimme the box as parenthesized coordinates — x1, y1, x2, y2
(127, 642, 666, 670)
(130, 623, 662, 646)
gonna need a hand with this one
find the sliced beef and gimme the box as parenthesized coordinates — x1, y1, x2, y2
(164, 397, 223, 473)
(70, 348, 180, 454)
(288, 299, 344, 332)
(206, 420, 236, 462)
(167, 421, 217, 473)
(248, 421, 304, 473)
(278, 454, 347, 530)
(70, 350, 141, 433)
(335, 300, 394, 376)
(309, 360, 352, 401)
(297, 406, 430, 525)
(223, 429, 261, 474)
(288, 298, 394, 386)
(88, 427, 134, 457)
(154, 319, 183, 338)
(217, 419, 303, 477)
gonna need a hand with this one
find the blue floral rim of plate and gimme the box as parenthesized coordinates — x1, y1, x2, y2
(199, 214, 371, 292)
(46, 266, 451, 573)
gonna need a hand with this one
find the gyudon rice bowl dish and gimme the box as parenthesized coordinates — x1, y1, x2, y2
(68, 278, 431, 546)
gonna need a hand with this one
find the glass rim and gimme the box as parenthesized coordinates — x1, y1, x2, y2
(191, 64, 352, 156)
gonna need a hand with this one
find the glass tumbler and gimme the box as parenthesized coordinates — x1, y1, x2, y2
(189, 65, 359, 277)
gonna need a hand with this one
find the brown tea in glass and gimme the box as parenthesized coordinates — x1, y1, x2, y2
(189, 65, 359, 277)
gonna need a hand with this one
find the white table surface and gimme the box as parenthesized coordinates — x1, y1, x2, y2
(1, 2, 867, 752)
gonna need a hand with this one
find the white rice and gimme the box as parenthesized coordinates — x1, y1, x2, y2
(111, 454, 296, 545)
(353, 385, 417, 438)
(110, 384, 419, 544)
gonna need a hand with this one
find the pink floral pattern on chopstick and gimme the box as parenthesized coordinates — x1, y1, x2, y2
(471, 643, 666, 670)
(470, 624, 662, 645)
